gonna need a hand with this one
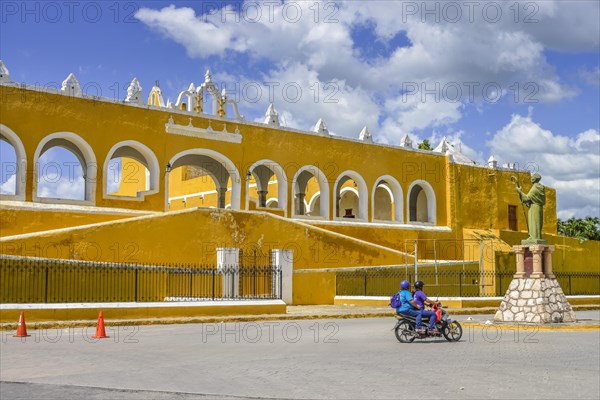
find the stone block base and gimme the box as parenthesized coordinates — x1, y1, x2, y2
(494, 278, 576, 323)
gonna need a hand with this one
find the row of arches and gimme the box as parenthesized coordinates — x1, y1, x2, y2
(0, 124, 437, 224)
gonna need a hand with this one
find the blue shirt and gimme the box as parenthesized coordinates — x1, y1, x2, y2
(396, 289, 416, 312)
(414, 290, 427, 308)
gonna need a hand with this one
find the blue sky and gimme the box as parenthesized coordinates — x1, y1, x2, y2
(1, 0, 599, 218)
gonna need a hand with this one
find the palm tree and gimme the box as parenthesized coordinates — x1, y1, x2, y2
(558, 217, 600, 241)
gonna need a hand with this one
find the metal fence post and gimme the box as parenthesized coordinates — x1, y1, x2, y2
(134, 268, 138, 302)
(414, 240, 418, 281)
(363, 270, 367, 296)
(44, 265, 49, 303)
(459, 271, 463, 297)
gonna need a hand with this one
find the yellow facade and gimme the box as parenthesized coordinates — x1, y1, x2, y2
(0, 79, 594, 305)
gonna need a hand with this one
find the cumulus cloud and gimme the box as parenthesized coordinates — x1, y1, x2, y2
(488, 112, 600, 218)
(37, 149, 86, 201)
(0, 174, 16, 195)
(134, 0, 594, 142)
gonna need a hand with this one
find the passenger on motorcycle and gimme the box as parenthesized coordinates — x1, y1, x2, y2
(413, 280, 440, 335)
(395, 280, 430, 333)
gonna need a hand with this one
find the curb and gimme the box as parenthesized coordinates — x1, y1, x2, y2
(461, 322, 600, 331)
(1, 310, 599, 331)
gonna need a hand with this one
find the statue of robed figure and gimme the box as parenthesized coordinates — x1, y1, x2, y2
(514, 173, 547, 244)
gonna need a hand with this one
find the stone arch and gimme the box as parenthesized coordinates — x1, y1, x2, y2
(33, 132, 97, 204)
(266, 198, 279, 208)
(292, 165, 330, 219)
(167, 149, 241, 211)
(245, 159, 288, 215)
(0, 124, 26, 200)
(372, 175, 404, 223)
(407, 180, 436, 224)
(307, 192, 321, 216)
(103, 140, 160, 200)
(334, 170, 368, 220)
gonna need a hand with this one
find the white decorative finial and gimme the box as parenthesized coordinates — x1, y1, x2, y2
(188, 82, 196, 92)
(264, 103, 280, 126)
(400, 134, 413, 148)
(205, 69, 212, 83)
(125, 77, 143, 105)
(0, 60, 11, 83)
(61, 73, 81, 96)
(313, 118, 329, 136)
(166, 98, 174, 108)
(487, 155, 497, 169)
(358, 126, 373, 143)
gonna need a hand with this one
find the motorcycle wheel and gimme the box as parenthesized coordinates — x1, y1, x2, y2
(442, 321, 463, 342)
(395, 320, 416, 343)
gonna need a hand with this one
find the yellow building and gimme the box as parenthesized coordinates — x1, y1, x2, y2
(0, 62, 597, 305)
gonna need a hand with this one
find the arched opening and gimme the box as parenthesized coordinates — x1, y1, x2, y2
(339, 187, 359, 218)
(245, 160, 287, 215)
(0, 124, 26, 200)
(104, 141, 159, 200)
(372, 176, 404, 223)
(33, 132, 96, 204)
(166, 149, 240, 211)
(292, 165, 330, 219)
(0, 138, 17, 196)
(266, 198, 279, 208)
(308, 192, 321, 216)
(374, 185, 393, 220)
(407, 180, 436, 224)
(334, 171, 368, 220)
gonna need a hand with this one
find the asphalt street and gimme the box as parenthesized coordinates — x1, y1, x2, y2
(1, 312, 599, 400)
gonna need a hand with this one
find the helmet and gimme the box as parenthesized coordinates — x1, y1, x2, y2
(414, 280, 424, 290)
(400, 280, 410, 290)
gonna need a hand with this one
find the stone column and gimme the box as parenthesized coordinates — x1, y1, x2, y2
(530, 245, 545, 279)
(258, 190, 268, 208)
(217, 187, 228, 208)
(544, 245, 556, 279)
(295, 193, 306, 215)
(513, 246, 526, 278)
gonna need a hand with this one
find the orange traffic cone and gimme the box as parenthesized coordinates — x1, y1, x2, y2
(92, 311, 109, 339)
(14, 311, 30, 337)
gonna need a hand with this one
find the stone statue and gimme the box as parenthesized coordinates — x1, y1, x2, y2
(516, 173, 547, 244)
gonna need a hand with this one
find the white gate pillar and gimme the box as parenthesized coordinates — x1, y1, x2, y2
(271, 249, 293, 304)
(217, 248, 239, 299)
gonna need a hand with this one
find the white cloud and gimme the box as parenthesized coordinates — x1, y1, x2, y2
(134, 0, 588, 140)
(37, 149, 86, 200)
(0, 174, 16, 195)
(488, 113, 600, 218)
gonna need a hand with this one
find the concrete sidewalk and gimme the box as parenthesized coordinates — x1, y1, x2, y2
(1, 304, 598, 331)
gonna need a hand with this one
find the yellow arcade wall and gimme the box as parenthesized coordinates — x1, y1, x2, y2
(0, 208, 413, 304)
(1, 85, 451, 223)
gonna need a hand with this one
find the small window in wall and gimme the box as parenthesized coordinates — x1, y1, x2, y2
(508, 205, 517, 231)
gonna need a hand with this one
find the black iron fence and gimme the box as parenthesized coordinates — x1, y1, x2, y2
(0, 256, 282, 303)
(336, 268, 600, 297)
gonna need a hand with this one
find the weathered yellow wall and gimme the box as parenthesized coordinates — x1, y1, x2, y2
(309, 222, 462, 260)
(449, 164, 557, 234)
(0, 205, 146, 237)
(0, 208, 409, 269)
(498, 230, 600, 273)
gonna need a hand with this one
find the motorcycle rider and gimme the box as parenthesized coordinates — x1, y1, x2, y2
(413, 280, 440, 335)
(396, 280, 426, 331)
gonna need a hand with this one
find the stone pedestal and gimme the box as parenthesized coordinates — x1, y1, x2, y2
(494, 245, 576, 323)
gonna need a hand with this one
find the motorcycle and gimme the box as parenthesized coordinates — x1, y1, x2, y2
(393, 303, 463, 343)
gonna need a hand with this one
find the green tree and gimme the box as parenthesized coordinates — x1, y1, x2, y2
(417, 139, 432, 150)
(558, 217, 600, 242)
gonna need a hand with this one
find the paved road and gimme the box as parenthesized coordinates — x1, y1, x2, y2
(1, 313, 599, 400)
